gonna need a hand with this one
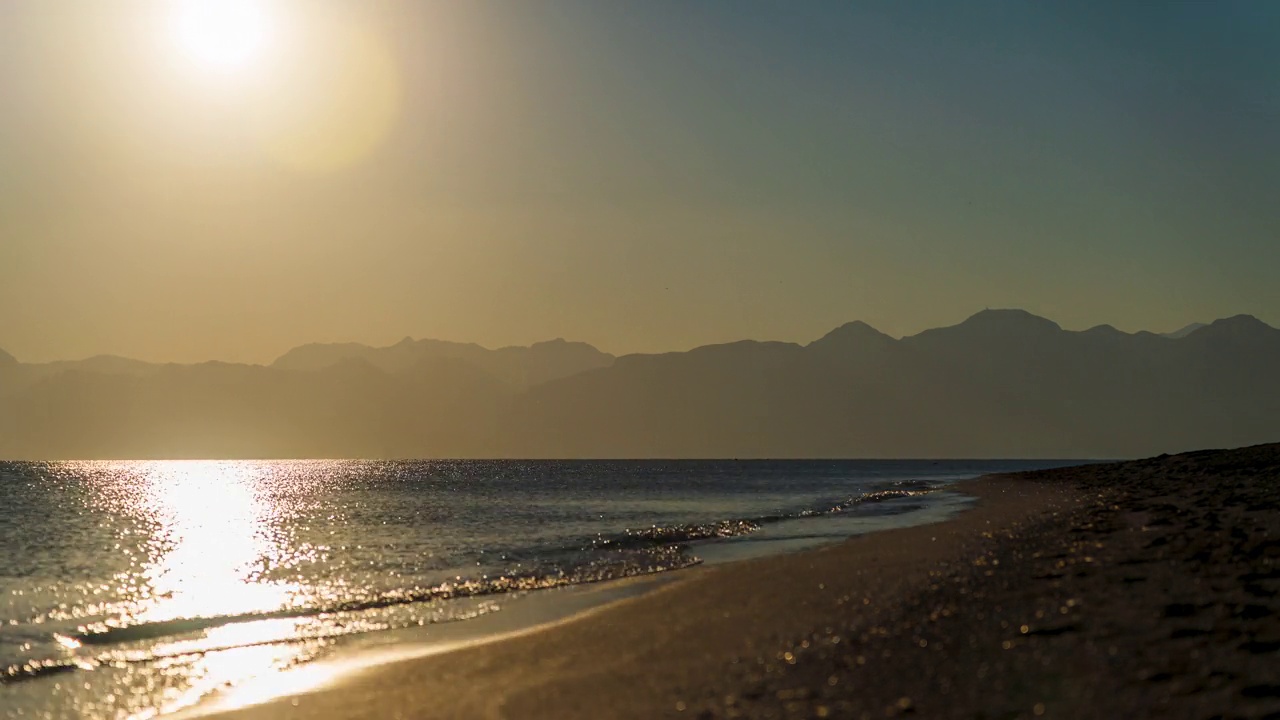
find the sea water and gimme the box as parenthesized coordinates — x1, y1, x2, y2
(0, 459, 1074, 719)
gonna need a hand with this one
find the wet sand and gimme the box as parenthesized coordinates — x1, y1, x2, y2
(206, 444, 1280, 719)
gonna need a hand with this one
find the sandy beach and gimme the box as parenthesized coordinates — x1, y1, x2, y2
(203, 444, 1280, 720)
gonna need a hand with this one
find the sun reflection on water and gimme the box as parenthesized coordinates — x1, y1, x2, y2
(133, 461, 300, 626)
(100, 461, 323, 718)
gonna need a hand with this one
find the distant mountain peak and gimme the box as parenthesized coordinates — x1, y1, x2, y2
(808, 321, 894, 349)
(0, 347, 16, 366)
(904, 308, 1063, 348)
(1186, 314, 1277, 340)
(961, 308, 1063, 332)
(1218, 314, 1271, 328)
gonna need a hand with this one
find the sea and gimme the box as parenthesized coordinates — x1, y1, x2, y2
(0, 459, 1077, 719)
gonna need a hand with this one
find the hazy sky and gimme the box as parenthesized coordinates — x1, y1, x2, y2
(2, 1, 1277, 364)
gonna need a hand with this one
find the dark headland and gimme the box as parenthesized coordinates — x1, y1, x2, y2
(204, 443, 1280, 720)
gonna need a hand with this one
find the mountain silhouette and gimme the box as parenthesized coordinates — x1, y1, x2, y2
(0, 353, 163, 399)
(36, 354, 160, 378)
(908, 308, 1064, 343)
(1184, 315, 1277, 343)
(271, 336, 614, 389)
(807, 321, 896, 353)
(1, 310, 1277, 459)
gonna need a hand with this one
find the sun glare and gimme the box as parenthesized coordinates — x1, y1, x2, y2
(172, 0, 272, 72)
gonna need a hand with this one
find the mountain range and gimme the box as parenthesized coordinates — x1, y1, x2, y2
(2, 309, 1277, 459)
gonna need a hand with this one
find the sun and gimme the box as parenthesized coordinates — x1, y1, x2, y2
(172, 0, 272, 72)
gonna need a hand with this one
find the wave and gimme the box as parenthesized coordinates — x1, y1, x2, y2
(68, 546, 696, 648)
(1, 658, 85, 684)
(583, 483, 935, 551)
(1, 551, 693, 685)
(4, 481, 942, 684)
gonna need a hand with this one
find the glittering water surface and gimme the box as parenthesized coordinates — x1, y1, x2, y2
(0, 459, 1073, 719)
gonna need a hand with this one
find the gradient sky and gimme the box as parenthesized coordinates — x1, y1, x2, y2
(2, 0, 1277, 364)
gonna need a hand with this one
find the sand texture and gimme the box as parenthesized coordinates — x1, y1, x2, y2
(209, 444, 1280, 719)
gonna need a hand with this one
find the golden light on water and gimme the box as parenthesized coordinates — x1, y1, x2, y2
(135, 461, 298, 625)
(181, 647, 353, 715)
(109, 461, 319, 717)
(155, 627, 322, 717)
(105, 461, 383, 715)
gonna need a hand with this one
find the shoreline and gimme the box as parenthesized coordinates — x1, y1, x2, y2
(178, 571, 689, 719)
(198, 471, 1083, 719)
(199, 444, 1280, 718)
(181, 482, 981, 718)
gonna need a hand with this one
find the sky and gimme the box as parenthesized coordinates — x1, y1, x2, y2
(1, 0, 1277, 364)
